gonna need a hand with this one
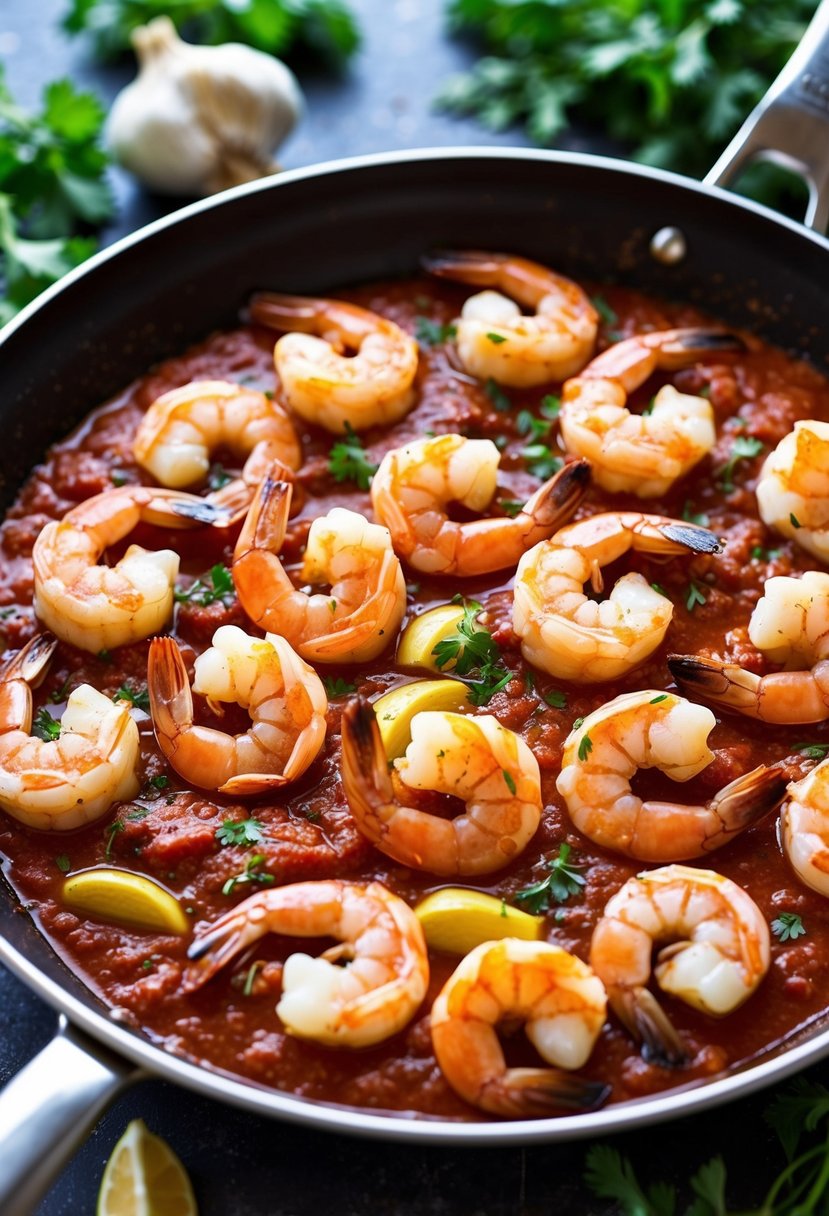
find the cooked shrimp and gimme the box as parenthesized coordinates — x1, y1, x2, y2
(756, 420, 829, 562)
(513, 513, 723, 683)
(559, 328, 743, 497)
(148, 625, 326, 796)
(186, 879, 428, 1048)
(555, 690, 786, 861)
(249, 291, 419, 433)
(341, 698, 542, 876)
(233, 479, 406, 663)
(430, 938, 609, 1117)
(133, 379, 301, 496)
(669, 571, 829, 724)
(422, 250, 598, 387)
(371, 434, 590, 576)
(32, 485, 226, 653)
(0, 634, 139, 830)
(781, 758, 829, 896)
(590, 865, 770, 1065)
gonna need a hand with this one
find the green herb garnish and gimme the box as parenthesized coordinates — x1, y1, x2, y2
(544, 689, 567, 709)
(103, 819, 124, 859)
(32, 707, 61, 742)
(328, 422, 379, 491)
(113, 684, 150, 711)
(578, 733, 593, 762)
(515, 843, 586, 913)
(54, 854, 71, 874)
(174, 564, 235, 607)
(591, 294, 618, 326)
(414, 316, 457, 345)
(216, 818, 265, 848)
(772, 912, 806, 942)
(795, 742, 829, 760)
(521, 443, 562, 480)
(323, 676, 357, 697)
(484, 377, 512, 411)
(682, 500, 709, 527)
(485, 331, 507, 344)
(222, 853, 275, 896)
(718, 435, 764, 491)
(207, 462, 232, 491)
(432, 597, 512, 706)
(685, 580, 707, 612)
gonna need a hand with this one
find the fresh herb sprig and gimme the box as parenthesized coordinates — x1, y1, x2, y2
(222, 853, 275, 896)
(438, 0, 817, 205)
(515, 843, 586, 913)
(216, 818, 265, 848)
(432, 597, 512, 706)
(64, 0, 360, 66)
(32, 707, 61, 742)
(328, 423, 379, 491)
(113, 684, 150, 711)
(585, 1077, 829, 1214)
(415, 316, 457, 346)
(772, 912, 806, 942)
(718, 435, 764, 491)
(175, 564, 235, 608)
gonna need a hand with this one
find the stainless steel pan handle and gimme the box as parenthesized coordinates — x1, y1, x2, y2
(705, 0, 829, 230)
(0, 1017, 138, 1215)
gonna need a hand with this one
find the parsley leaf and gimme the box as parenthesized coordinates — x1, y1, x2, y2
(54, 854, 71, 874)
(222, 853, 275, 896)
(685, 580, 707, 611)
(216, 818, 265, 848)
(682, 500, 709, 527)
(499, 499, 524, 518)
(486, 331, 507, 344)
(795, 742, 829, 760)
(175, 564, 235, 607)
(485, 378, 512, 412)
(323, 676, 357, 697)
(414, 316, 457, 345)
(64, 0, 361, 66)
(113, 684, 150, 711)
(717, 435, 764, 491)
(32, 707, 61, 742)
(432, 597, 512, 706)
(207, 462, 233, 491)
(103, 819, 124, 859)
(328, 423, 378, 491)
(544, 688, 567, 709)
(515, 843, 586, 913)
(591, 294, 618, 326)
(521, 443, 563, 481)
(771, 912, 806, 942)
(578, 733, 593, 762)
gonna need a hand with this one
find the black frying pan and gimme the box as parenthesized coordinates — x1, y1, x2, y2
(1, 3, 829, 1211)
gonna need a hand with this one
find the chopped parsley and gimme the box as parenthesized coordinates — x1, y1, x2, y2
(113, 684, 150, 711)
(651, 582, 668, 598)
(544, 688, 567, 709)
(243, 961, 264, 996)
(222, 853, 275, 896)
(591, 294, 618, 326)
(790, 512, 802, 529)
(516, 410, 552, 442)
(502, 769, 517, 795)
(323, 676, 357, 698)
(110, 469, 128, 487)
(49, 679, 71, 704)
(484, 377, 511, 412)
(795, 742, 829, 760)
(577, 733, 593, 762)
(515, 843, 586, 913)
(485, 331, 507, 344)
(521, 442, 562, 480)
(150, 774, 169, 790)
(685, 580, 707, 612)
(681, 500, 709, 527)
(540, 394, 560, 419)
(650, 694, 669, 704)
(103, 819, 124, 859)
(751, 544, 782, 561)
(327, 422, 378, 491)
(572, 716, 585, 730)
(432, 597, 512, 706)
(207, 462, 232, 490)
(499, 499, 524, 518)
(216, 818, 265, 848)
(771, 912, 806, 942)
(175, 564, 235, 607)
(414, 316, 457, 346)
(54, 854, 71, 874)
(32, 707, 61, 742)
(717, 435, 764, 491)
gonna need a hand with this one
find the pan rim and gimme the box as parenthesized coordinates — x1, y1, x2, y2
(2, 143, 829, 1143)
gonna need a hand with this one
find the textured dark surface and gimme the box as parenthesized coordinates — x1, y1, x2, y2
(2, 1, 829, 1213)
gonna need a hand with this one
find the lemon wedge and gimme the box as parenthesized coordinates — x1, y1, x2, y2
(397, 604, 464, 671)
(374, 680, 469, 758)
(97, 1119, 198, 1216)
(415, 888, 544, 954)
(63, 868, 189, 935)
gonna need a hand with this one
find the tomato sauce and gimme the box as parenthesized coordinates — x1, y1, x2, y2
(3, 276, 829, 1120)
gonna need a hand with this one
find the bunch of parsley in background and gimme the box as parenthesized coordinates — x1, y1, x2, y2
(64, 0, 360, 65)
(0, 73, 113, 324)
(439, 0, 817, 194)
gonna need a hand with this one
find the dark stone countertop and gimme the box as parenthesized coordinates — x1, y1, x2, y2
(1, 1, 827, 1212)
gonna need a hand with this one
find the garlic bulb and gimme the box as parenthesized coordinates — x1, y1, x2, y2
(106, 17, 304, 196)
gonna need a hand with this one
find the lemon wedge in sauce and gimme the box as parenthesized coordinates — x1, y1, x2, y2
(415, 888, 544, 954)
(397, 603, 465, 671)
(373, 679, 469, 759)
(63, 868, 189, 935)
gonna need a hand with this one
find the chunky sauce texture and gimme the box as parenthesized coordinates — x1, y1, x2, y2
(3, 277, 829, 1120)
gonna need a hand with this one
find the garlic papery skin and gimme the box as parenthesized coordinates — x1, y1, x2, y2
(106, 16, 305, 197)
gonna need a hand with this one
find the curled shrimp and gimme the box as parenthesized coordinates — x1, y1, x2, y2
(341, 698, 542, 876)
(669, 571, 829, 723)
(249, 291, 419, 433)
(513, 513, 723, 683)
(590, 865, 770, 1065)
(233, 478, 406, 663)
(781, 758, 829, 896)
(431, 938, 609, 1118)
(32, 485, 226, 653)
(422, 250, 598, 387)
(756, 420, 829, 562)
(0, 634, 139, 830)
(186, 879, 429, 1048)
(133, 379, 301, 501)
(370, 434, 591, 576)
(559, 328, 743, 497)
(555, 690, 786, 861)
(148, 625, 326, 796)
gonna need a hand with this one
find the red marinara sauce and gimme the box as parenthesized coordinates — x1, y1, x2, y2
(2, 275, 829, 1121)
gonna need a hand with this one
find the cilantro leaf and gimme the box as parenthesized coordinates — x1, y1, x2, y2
(795, 742, 829, 760)
(113, 684, 150, 711)
(521, 442, 562, 481)
(432, 597, 512, 706)
(515, 843, 586, 913)
(685, 581, 707, 612)
(222, 852, 275, 896)
(771, 912, 806, 942)
(717, 435, 764, 491)
(32, 707, 61, 742)
(414, 316, 457, 345)
(175, 564, 235, 607)
(216, 818, 265, 848)
(323, 676, 357, 697)
(328, 423, 378, 491)
(584, 1145, 676, 1216)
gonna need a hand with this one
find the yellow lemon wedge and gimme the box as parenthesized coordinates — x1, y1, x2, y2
(97, 1119, 198, 1216)
(415, 888, 544, 954)
(374, 680, 469, 759)
(63, 868, 189, 935)
(397, 603, 465, 671)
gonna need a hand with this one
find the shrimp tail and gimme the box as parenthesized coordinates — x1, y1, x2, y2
(485, 1068, 611, 1117)
(668, 654, 764, 716)
(237, 476, 292, 559)
(644, 327, 746, 361)
(709, 764, 787, 841)
(168, 497, 235, 527)
(658, 523, 724, 555)
(147, 636, 195, 754)
(610, 986, 689, 1067)
(421, 249, 505, 284)
(219, 773, 289, 795)
(340, 696, 396, 839)
(185, 910, 256, 985)
(522, 458, 591, 527)
(249, 291, 321, 330)
(1, 632, 58, 684)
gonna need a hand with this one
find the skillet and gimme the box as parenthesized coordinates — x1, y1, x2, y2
(1, 3, 829, 1211)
